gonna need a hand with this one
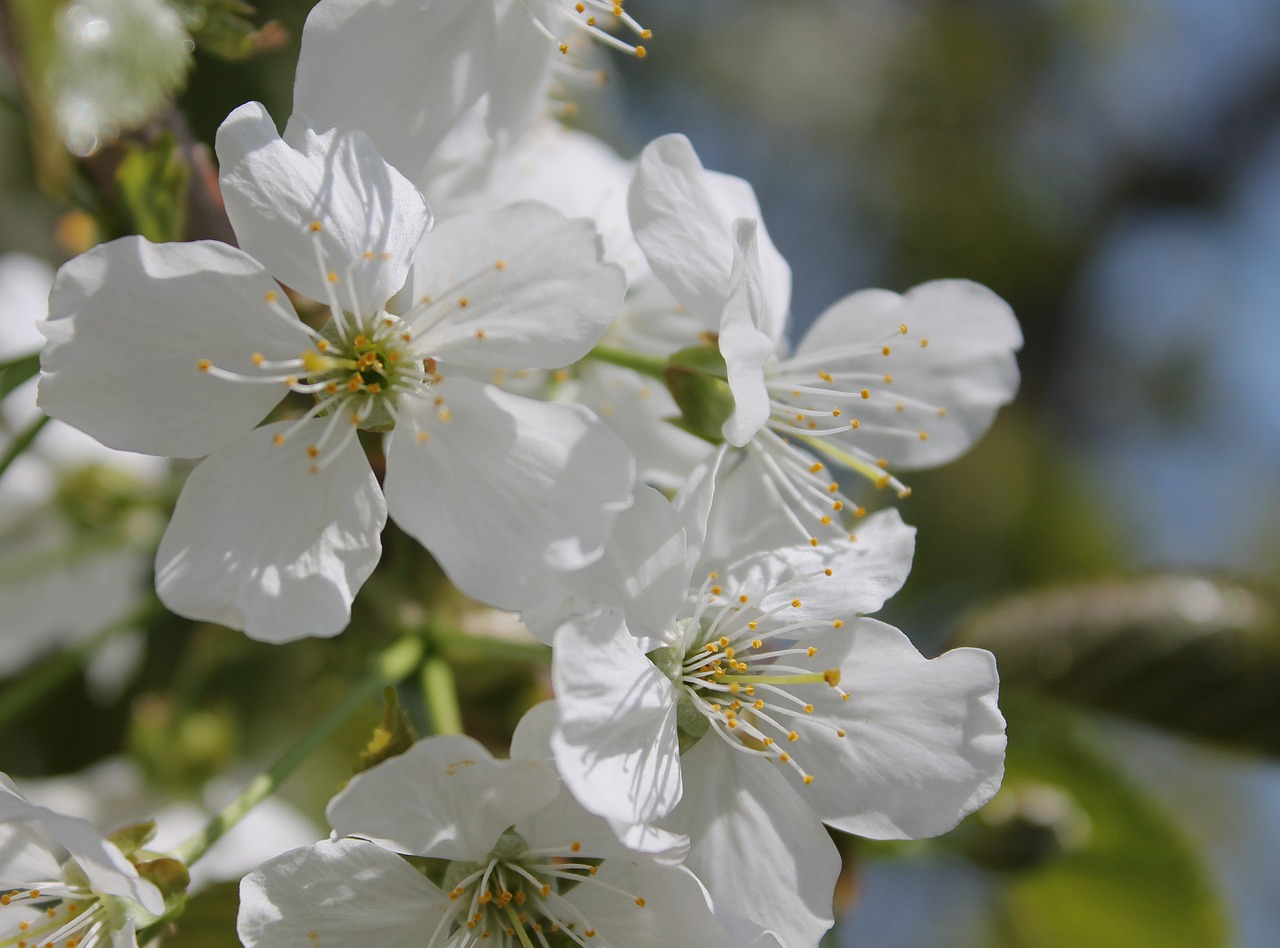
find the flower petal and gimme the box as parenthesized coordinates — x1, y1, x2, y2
(217, 101, 430, 313)
(719, 219, 774, 447)
(154, 420, 385, 643)
(785, 618, 1006, 839)
(237, 838, 450, 947)
(384, 377, 635, 610)
(667, 735, 839, 947)
(628, 133, 790, 333)
(789, 279, 1022, 470)
(523, 485, 689, 647)
(326, 735, 560, 861)
(292, 0, 496, 182)
(731, 508, 916, 620)
(38, 237, 309, 458)
(550, 608, 682, 825)
(406, 201, 624, 369)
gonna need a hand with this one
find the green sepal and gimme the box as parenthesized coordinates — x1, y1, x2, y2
(663, 344, 735, 446)
(356, 686, 418, 774)
(107, 819, 158, 857)
(135, 856, 191, 909)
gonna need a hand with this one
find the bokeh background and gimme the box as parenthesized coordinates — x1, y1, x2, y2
(2, 0, 1279, 945)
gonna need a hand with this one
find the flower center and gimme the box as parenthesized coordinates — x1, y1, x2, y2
(434, 832, 646, 948)
(659, 572, 851, 786)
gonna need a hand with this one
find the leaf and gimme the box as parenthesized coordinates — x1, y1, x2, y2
(982, 696, 1228, 948)
(356, 685, 418, 773)
(115, 133, 190, 243)
(952, 574, 1280, 755)
(0, 351, 41, 400)
(172, 0, 288, 61)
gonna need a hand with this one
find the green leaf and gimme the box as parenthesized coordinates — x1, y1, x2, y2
(140, 880, 237, 946)
(0, 351, 41, 400)
(115, 133, 190, 243)
(172, 0, 287, 61)
(952, 574, 1280, 755)
(356, 685, 418, 773)
(983, 696, 1228, 948)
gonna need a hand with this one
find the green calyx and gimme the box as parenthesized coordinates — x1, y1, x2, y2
(662, 343, 735, 445)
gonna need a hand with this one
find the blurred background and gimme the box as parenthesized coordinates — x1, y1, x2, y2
(1, 0, 1279, 945)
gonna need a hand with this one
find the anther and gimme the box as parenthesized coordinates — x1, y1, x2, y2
(860, 388, 870, 399)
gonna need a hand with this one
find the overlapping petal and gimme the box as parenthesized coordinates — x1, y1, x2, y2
(384, 376, 634, 610)
(326, 735, 560, 861)
(291, 0, 496, 181)
(217, 101, 430, 313)
(405, 201, 624, 368)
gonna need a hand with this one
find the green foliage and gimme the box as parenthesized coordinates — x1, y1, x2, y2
(0, 351, 41, 400)
(151, 881, 238, 946)
(172, 0, 286, 61)
(355, 685, 418, 773)
(115, 133, 190, 243)
(984, 696, 1228, 947)
(954, 574, 1280, 755)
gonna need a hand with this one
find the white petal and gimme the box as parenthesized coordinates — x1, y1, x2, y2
(217, 101, 429, 313)
(0, 777, 163, 915)
(292, 0, 495, 180)
(486, 4, 556, 144)
(562, 860, 745, 948)
(787, 618, 1006, 839)
(667, 736, 839, 947)
(628, 134, 790, 332)
(237, 839, 449, 947)
(384, 377, 634, 610)
(523, 485, 689, 646)
(730, 508, 916, 620)
(575, 361, 712, 492)
(154, 420, 384, 643)
(0, 821, 63, 886)
(327, 735, 560, 861)
(551, 608, 682, 825)
(38, 237, 308, 458)
(719, 219, 774, 447)
(789, 279, 1022, 469)
(406, 201, 624, 368)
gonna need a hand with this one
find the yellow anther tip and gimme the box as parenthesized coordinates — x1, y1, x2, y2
(635, 45, 647, 58)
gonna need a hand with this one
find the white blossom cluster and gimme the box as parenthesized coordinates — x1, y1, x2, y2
(4, 1, 1024, 945)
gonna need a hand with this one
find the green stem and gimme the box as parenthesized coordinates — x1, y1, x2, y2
(0, 413, 50, 482)
(0, 597, 159, 731)
(421, 654, 463, 736)
(586, 343, 669, 381)
(168, 634, 425, 868)
(435, 629, 551, 665)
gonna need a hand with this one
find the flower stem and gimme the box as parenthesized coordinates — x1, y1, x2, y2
(586, 343, 669, 381)
(168, 634, 425, 868)
(421, 653, 463, 736)
(0, 413, 50, 482)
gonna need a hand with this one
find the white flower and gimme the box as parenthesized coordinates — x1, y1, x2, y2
(237, 730, 746, 947)
(535, 493, 1005, 946)
(628, 134, 1023, 566)
(38, 101, 633, 641)
(0, 772, 165, 948)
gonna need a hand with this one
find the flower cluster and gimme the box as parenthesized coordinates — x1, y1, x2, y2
(28, 1, 1024, 945)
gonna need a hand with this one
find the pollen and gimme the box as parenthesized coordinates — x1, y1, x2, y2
(788, 731, 799, 742)
(921, 338, 930, 347)
(417, 431, 430, 443)
(919, 431, 928, 441)
(832, 500, 844, 511)
(327, 271, 338, 283)
(264, 290, 278, 303)
(884, 374, 893, 383)
(824, 668, 842, 687)
(307, 445, 319, 458)
(850, 418, 860, 428)
(559, 42, 569, 53)
(197, 359, 212, 372)
(273, 433, 285, 446)
(570, 841, 582, 853)
(882, 346, 891, 356)
(791, 598, 802, 608)
(495, 259, 506, 270)
(823, 567, 833, 576)
(809, 537, 819, 547)
(739, 594, 749, 603)
(898, 323, 908, 334)
(833, 619, 844, 629)
(475, 329, 486, 339)
(635, 898, 646, 907)
(635, 45, 647, 57)
(308, 221, 323, 232)
(827, 482, 839, 493)
(810, 462, 824, 473)
(860, 388, 870, 399)
(459, 297, 470, 308)
(804, 774, 815, 785)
